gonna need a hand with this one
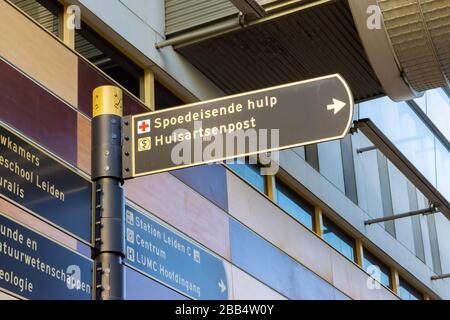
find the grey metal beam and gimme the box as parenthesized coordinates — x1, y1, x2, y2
(230, 0, 267, 18)
(431, 273, 450, 281)
(356, 145, 377, 154)
(155, 0, 333, 49)
(365, 205, 438, 226)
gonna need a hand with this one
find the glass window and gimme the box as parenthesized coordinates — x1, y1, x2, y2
(275, 179, 314, 230)
(318, 140, 345, 192)
(413, 93, 427, 113)
(227, 160, 266, 194)
(359, 94, 450, 205)
(75, 22, 143, 97)
(399, 278, 422, 300)
(11, 0, 62, 38)
(362, 249, 391, 289)
(425, 88, 450, 142)
(360, 97, 437, 186)
(322, 216, 355, 262)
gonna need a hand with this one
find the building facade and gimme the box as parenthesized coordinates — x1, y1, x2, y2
(0, 0, 449, 300)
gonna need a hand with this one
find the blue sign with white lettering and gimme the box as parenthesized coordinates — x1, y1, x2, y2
(124, 205, 228, 300)
(0, 213, 93, 300)
(0, 123, 92, 243)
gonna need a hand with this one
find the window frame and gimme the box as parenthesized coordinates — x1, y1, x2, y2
(398, 277, 423, 300)
(321, 215, 357, 263)
(362, 248, 393, 290)
(226, 160, 268, 195)
(274, 177, 315, 231)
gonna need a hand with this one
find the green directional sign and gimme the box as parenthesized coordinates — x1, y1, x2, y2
(122, 74, 354, 179)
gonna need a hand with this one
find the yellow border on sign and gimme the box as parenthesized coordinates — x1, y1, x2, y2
(0, 121, 95, 247)
(130, 74, 354, 178)
(0, 211, 94, 301)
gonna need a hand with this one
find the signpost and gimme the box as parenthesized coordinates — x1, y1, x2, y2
(0, 212, 93, 300)
(87, 74, 355, 299)
(0, 73, 356, 300)
(122, 74, 354, 178)
(0, 122, 93, 244)
(124, 204, 229, 300)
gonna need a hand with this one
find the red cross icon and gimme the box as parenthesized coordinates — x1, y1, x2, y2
(137, 120, 150, 134)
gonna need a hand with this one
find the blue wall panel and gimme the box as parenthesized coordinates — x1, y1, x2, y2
(171, 164, 228, 211)
(230, 219, 338, 300)
(125, 267, 189, 300)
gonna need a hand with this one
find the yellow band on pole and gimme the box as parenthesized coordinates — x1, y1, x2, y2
(93, 86, 123, 117)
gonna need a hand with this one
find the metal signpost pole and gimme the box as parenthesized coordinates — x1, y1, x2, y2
(91, 86, 125, 300)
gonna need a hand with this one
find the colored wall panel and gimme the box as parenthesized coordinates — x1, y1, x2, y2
(125, 267, 189, 300)
(334, 288, 351, 300)
(230, 219, 336, 300)
(227, 170, 398, 300)
(171, 165, 228, 212)
(227, 171, 334, 283)
(123, 92, 149, 117)
(77, 114, 91, 174)
(125, 173, 231, 260)
(77, 59, 148, 117)
(77, 59, 112, 116)
(330, 250, 398, 300)
(0, 198, 78, 251)
(231, 266, 287, 300)
(0, 1, 78, 107)
(0, 60, 77, 164)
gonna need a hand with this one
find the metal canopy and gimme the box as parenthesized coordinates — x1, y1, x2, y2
(175, 0, 384, 101)
(354, 119, 450, 220)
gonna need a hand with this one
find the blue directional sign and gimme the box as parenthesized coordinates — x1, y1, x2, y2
(0, 123, 92, 243)
(0, 213, 93, 300)
(124, 205, 229, 300)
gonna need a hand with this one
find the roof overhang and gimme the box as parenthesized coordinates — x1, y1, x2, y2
(160, 0, 449, 101)
(172, 0, 384, 101)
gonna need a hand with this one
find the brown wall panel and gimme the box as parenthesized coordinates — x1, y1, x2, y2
(77, 60, 113, 116)
(0, 60, 78, 164)
(0, 198, 78, 250)
(125, 173, 231, 260)
(0, 1, 78, 107)
(78, 59, 148, 117)
(123, 92, 150, 116)
(77, 114, 91, 174)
